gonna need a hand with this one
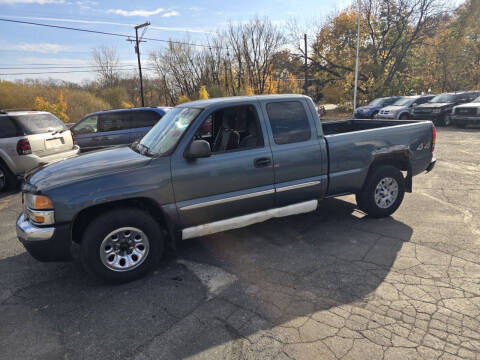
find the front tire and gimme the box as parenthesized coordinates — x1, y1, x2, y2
(80, 208, 164, 283)
(356, 165, 405, 218)
(399, 113, 409, 120)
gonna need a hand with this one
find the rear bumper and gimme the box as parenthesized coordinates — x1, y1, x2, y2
(13, 145, 80, 176)
(426, 158, 436, 173)
(451, 116, 480, 126)
(16, 213, 72, 261)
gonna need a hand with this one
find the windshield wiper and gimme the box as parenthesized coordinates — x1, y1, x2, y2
(132, 142, 155, 157)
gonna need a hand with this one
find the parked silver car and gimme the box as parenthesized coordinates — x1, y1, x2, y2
(0, 110, 79, 191)
(376, 95, 435, 120)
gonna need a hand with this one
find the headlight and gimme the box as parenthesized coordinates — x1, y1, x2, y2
(432, 108, 441, 114)
(25, 194, 53, 210)
(451, 107, 456, 115)
(24, 194, 54, 226)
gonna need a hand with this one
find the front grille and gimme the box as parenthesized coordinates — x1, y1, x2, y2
(454, 107, 477, 116)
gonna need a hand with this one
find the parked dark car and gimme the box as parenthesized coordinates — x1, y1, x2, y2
(71, 107, 171, 152)
(412, 91, 480, 126)
(17, 95, 436, 283)
(451, 95, 480, 128)
(353, 96, 400, 119)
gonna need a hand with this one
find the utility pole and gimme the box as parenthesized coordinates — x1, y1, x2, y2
(304, 34, 308, 96)
(353, 0, 361, 111)
(132, 22, 150, 107)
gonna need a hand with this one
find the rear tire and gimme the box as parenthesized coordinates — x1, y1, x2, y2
(356, 165, 405, 218)
(80, 208, 164, 283)
(0, 163, 14, 193)
(438, 114, 451, 126)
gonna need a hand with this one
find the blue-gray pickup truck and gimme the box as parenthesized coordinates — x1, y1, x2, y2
(16, 95, 436, 282)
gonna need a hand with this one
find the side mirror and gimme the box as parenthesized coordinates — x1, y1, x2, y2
(186, 140, 211, 159)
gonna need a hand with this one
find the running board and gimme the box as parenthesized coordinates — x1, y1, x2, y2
(181, 199, 318, 240)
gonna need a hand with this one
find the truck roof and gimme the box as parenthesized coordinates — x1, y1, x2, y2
(177, 94, 311, 109)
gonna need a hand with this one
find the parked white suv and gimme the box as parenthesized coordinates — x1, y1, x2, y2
(0, 110, 79, 191)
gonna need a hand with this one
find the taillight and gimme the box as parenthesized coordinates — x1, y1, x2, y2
(431, 126, 436, 152)
(16, 139, 32, 155)
(71, 131, 76, 145)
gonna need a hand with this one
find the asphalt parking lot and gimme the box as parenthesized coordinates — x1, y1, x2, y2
(1, 127, 479, 360)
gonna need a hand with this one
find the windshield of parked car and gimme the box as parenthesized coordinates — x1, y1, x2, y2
(430, 94, 455, 103)
(11, 113, 67, 135)
(368, 98, 385, 106)
(393, 97, 417, 106)
(139, 107, 202, 156)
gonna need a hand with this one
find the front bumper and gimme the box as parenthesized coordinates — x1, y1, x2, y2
(412, 113, 443, 122)
(16, 213, 72, 261)
(451, 116, 480, 126)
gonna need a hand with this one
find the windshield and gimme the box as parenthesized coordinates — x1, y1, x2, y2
(139, 107, 202, 156)
(393, 97, 417, 106)
(368, 98, 385, 106)
(473, 96, 480, 102)
(430, 94, 455, 103)
(12, 113, 67, 135)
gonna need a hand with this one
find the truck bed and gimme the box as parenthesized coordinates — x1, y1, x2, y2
(321, 119, 418, 136)
(322, 119, 434, 197)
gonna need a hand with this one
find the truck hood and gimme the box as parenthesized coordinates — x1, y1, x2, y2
(455, 102, 480, 108)
(416, 102, 451, 108)
(28, 147, 152, 191)
(380, 105, 405, 112)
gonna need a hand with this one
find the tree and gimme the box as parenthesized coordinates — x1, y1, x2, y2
(34, 90, 70, 123)
(198, 85, 209, 99)
(177, 95, 191, 104)
(92, 46, 120, 88)
(307, 0, 445, 103)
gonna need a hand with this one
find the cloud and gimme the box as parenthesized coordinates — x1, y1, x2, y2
(0, 0, 64, 3)
(161, 11, 179, 17)
(2, 15, 211, 33)
(107, 8, 178, 17)
(5, 43, 69, 53)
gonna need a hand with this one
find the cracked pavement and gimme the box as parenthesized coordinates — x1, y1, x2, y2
(1, 127, 480, 359)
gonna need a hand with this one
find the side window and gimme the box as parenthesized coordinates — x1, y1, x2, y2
(0, 117, 19, 138)
(131, 110, 161, 128)
(266, 101, 311, 145)
(99, 112, 131, 132)
(193, 105, 263, 154)
(417, 97, 429, 105)
(72, 115, 98, 134)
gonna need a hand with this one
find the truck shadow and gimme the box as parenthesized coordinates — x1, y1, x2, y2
(0, 197, 412, 360)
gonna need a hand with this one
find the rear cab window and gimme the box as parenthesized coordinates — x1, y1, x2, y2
(266, 101, 311, 145)
(11, 113, 66, 135)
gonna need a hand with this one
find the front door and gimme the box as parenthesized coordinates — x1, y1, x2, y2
(171, 103, 275, 227)
(261, 99, 327, 207)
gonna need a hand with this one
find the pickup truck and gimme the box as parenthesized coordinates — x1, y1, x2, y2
(16, 95, 436, 283)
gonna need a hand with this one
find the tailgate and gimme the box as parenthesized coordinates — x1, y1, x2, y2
(28, 130, 75, 157)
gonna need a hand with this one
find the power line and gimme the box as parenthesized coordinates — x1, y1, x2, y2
(0, 67, 158, 76)
(0, 65, 138, 70)
(0, 18, 224, 49)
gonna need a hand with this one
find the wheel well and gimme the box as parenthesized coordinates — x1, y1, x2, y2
(366, 155, 412, 192)
(71, 198, 169, 244)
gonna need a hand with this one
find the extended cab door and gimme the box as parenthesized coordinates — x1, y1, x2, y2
(261, 99, 328, 207)
(171, 102, 275, 227)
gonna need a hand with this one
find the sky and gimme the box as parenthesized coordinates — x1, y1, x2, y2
(0, 0, 352, 83)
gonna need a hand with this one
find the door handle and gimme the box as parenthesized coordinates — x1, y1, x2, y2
(254, 157, 271, 168)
